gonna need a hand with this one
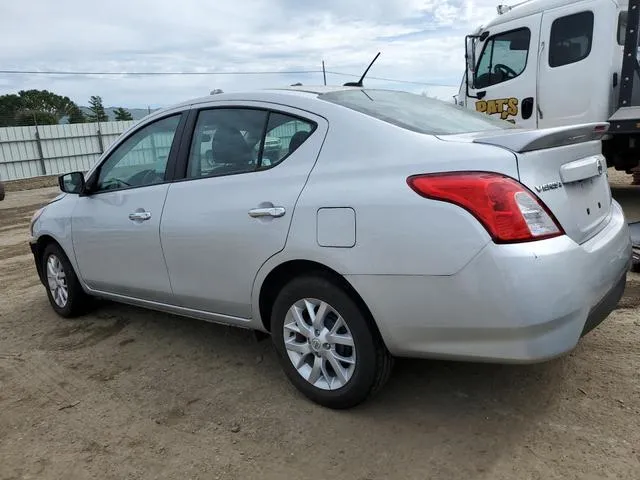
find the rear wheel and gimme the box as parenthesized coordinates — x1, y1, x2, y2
(41, 243, 90, 318)
(271, 275, 393, 409)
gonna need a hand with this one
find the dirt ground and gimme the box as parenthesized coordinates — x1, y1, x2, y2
(1, 173, 639, 480)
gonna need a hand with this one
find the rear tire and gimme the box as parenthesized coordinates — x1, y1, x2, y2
(41, 243, 90, 318)
(271, 274, 393, 409)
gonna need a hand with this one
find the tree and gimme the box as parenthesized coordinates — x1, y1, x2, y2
(67, 104, 86, 123)
(113, 107, 133, 121)
(0, 89, 83, 126)
(0, 94, 22, 127)
(14, 110, 57, 126)
(18, 89, 77, 122)
(87, 95, 108, 122)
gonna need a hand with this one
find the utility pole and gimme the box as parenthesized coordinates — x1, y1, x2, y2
(322, 61, 327, 86)
(32, 112, 46, 176)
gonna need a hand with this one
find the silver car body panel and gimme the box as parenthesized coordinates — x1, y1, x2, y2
(30, 87, 632, 362)
(160, 101, 329, 318)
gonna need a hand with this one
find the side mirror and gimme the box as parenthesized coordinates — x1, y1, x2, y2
(466, 42, 475, 73)
(58, 171, 85, 194)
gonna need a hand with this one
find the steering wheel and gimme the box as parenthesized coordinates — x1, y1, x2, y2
(128, 169, 164, 186)
(494, 63, 517, 79)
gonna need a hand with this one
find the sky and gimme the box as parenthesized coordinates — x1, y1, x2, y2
(0, 0, 499, 108)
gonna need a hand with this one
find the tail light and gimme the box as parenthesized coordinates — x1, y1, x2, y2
(406, 172, 564, 243)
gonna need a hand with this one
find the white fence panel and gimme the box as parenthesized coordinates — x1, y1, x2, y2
(0, 120, 137, 181)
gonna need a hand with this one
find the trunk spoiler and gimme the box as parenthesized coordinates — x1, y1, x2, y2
(436, 122, 610, 153)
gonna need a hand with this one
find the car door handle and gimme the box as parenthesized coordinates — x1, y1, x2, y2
(128, 211, 152, 221)
(248, 207, 286, 218)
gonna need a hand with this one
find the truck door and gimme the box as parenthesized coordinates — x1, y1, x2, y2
(537, 6, 601, 128)
(466, 14, 542, 128)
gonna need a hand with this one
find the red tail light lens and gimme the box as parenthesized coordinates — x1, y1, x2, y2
(407, 172, 564, 243)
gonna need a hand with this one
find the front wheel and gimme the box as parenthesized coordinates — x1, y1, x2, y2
(41, 243, 90, 318)
(271, 275, 393, 409)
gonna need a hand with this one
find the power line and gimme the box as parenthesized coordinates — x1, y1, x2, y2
(0, 68, 458, 87)
(0, 69, 323, 76)
(327, 71, 457, 87)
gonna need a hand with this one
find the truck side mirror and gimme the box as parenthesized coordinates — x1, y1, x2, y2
(466, 38, 475, 73)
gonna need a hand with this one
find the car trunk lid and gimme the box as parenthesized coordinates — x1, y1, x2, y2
(436, 123, 612, 244)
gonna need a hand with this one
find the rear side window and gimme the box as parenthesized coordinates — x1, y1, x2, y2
(549, 11, 594, 67)
(260, 113, 316, 168)
(186, 108, 316, 178)
(319, 89, 516, 135)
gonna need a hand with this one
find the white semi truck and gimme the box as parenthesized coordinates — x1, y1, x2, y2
(455, 0, 640, 172)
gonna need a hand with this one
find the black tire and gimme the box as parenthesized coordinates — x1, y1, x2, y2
(271, 274, 393, 409)
(0, 181, 5, 201)
(41, 242, 90, 318)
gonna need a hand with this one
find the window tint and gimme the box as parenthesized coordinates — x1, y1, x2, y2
(188, 109, 268, 178)
(259, 113, 315, 168)
(320, 89, 516, 135)
(474, 28, 531, 89)
(549, 11, 594, 67)
(96, 114, 181, 191)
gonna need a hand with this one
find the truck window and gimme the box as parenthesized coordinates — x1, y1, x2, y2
(618, 11, 640, 47)
(474, 28, 531, 90)
(618, 11, 627, 45)
(549, 11, 594, 68)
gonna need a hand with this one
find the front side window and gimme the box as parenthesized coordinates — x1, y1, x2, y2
(474, 28, 531, 89)
(549, 11, 594, 67)
(96, 114, 181, 191)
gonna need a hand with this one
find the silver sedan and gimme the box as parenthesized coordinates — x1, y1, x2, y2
(29, 87, 632, 408)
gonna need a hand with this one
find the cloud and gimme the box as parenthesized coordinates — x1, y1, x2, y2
(0, 0, 499, 107)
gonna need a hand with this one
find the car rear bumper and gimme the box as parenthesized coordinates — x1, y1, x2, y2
(346, 200, 632, 363)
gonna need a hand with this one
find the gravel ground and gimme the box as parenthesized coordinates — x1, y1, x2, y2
(0, 175, 639, 480)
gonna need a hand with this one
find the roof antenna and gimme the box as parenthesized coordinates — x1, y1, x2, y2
(343, 52, 381, 87)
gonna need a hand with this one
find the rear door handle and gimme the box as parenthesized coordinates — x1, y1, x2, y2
(248, 207, 286, 218)
(128, 211, 152, 222)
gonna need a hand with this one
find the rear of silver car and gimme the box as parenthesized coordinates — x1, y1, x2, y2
(498, 124, 631, 341)
(348, 122, 631, 363)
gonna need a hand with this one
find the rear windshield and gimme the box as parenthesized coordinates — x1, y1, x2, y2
(319, 89, 516, 135)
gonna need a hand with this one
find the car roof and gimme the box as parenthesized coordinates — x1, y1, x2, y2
(145, 85, 365, 120)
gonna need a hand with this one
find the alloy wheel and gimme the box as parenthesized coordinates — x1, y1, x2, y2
(46, 254, 68, 308)
(283, 298, 356, 390)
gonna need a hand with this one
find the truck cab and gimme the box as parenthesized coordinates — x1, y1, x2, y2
(458, 0, 640, 171)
